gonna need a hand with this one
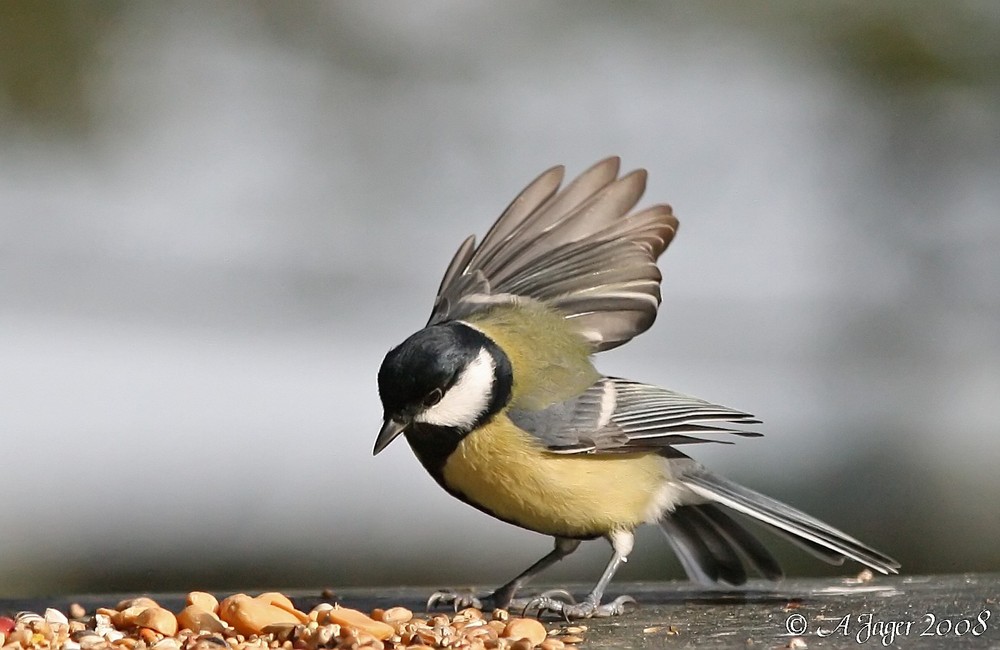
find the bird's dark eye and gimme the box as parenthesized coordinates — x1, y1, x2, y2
(423, 388, 443, 407)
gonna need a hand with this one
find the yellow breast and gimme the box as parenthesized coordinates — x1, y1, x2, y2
(441, 416, 669, 538)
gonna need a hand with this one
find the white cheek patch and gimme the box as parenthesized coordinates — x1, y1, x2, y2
(415, 348, 495, 429)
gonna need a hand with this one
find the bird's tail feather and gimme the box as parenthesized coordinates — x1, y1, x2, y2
(670, 470, 900, 580)
(659, 503, 783, 586)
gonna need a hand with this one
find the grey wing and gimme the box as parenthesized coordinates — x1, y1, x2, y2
(508, 378, 762, 454)
(429, 157, 678, 352)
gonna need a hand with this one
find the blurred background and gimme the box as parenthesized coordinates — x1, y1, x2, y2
(2, 1, 998, 597)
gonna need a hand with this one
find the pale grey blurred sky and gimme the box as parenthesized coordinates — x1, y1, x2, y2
(1, 1, 998, 595)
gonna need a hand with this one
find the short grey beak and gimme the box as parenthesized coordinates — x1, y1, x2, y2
(374, 418, 408, 455)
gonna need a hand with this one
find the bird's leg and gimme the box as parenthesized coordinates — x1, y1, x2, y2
(428, 537, 580, 611)
(524, 531, 638, 619)
(495, 538, 580, 608)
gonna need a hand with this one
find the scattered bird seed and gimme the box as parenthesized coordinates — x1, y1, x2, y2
(0, 592, 584, 650)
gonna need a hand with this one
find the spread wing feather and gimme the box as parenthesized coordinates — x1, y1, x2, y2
(429, 157, 678, 352)
(508, 378, 762, 455)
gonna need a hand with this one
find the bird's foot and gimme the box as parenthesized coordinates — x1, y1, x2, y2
(508, 589, 576, 614)
(430, 588, 576, 614)
(426, 589, 487, 611)
(521, 593, 637, 619)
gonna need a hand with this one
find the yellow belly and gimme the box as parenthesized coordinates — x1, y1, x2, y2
(441, 417, 669, 538)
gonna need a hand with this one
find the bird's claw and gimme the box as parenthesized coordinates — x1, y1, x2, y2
(427, 589, 486, 612)
(510, 589, 576, 616)
(522, 594, 637, 619)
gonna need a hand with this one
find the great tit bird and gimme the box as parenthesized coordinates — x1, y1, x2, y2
(374, 157, 899, 618)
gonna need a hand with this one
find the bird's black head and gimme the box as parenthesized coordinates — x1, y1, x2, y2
(374, 321, 512, 454)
